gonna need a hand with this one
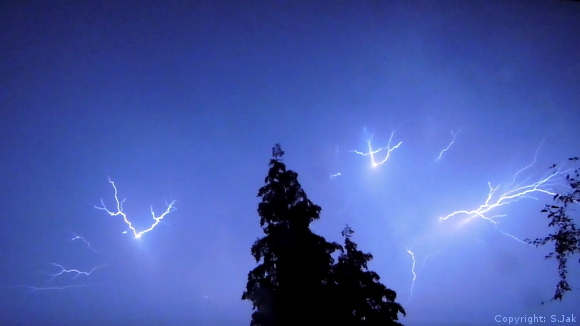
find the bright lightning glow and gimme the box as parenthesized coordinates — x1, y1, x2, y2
(439, 144, 571, 242)
(436, 129, 461, 161)
(352, 131, 402, 168)
(70, 232, 99, 253)
(46, 263, 105, 284)
(406, 248, 417, 306)
(330, 172, 341, 179)
(95, 178, 176, 239)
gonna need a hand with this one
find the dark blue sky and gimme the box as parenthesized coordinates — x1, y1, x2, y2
(1, 1, 579, 325)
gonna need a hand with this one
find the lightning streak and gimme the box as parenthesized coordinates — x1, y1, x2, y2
(436, 129, 461, 161)
(330, 172, 341, 179)
(46, 263, 105, 284)
(14, 284, 90, 294)
(352, 131, 402, 168)
(15, 263, 104, 294)
(70, 232, 99, 253)
(406, 248, 417, 306)
(95, 178, 176, 239)
(439, 144, 571, 242)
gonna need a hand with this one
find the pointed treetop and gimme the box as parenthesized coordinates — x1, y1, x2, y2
(341, 224, 354, 239)
(272, 144, 284, 160)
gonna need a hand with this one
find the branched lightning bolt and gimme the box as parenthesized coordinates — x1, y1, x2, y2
(439, 144, 572, 242)
(46, 263, 105, 284)
(16, 263, 104, 294)
(70, 232, 99, 253)
(95, 178, 176, 239)
(352, 131, 402, 168)
(406, 248, 417, 306)
(436, 129, 461, 161)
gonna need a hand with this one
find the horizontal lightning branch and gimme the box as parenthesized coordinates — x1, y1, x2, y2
(14, 284, 90, 294)
(439, 145, 572, 242)
(14, 263, 104, 294)
(46, 263, 105, 283)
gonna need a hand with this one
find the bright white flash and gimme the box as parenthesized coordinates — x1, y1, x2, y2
(70, 232, 99, 253)
(436, 129, 461, 161)
(352, 131, 402, 168)
(330, 172, 341, 179)
(439, 145, 571, 242)
(95, 178, 176, 239)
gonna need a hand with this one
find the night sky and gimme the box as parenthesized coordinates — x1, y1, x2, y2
(1, 1, 579, 325)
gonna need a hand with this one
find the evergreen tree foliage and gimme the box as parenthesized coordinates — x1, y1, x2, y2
(243, 144, 406, 325)
(526, 157, 580, 303)
(331, 225, 406, 325)
(242, 144, 341, 325)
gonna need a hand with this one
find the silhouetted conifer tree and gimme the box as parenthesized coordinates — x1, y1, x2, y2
(242, 144, 341, 326)
(331, 225, 406, 325)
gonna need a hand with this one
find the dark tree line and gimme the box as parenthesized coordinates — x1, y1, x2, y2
(242, 144, 405, 326)
(526, 157, 580, 303)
